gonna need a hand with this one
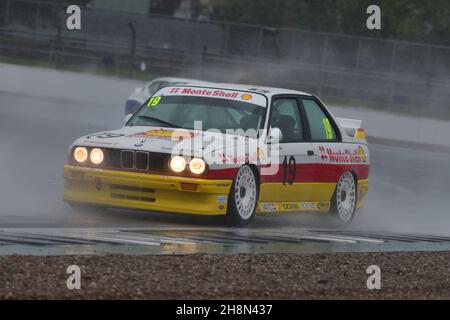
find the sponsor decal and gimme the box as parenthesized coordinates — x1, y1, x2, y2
(130, 130, 198, 141)
(318, 146, 367, 164)
(316, 202, 329, 210)
(169, 88, 181, 94)
(179, 88, 239, 99)
(282, 203, 300, 211)
(301, 202, 316, 210)
(87, 133, 125, 139)
(248, 88, 271, 94)
(358, 145, 367, 162)
(260, 203, 278, 212)
(241, 93, 253, 101)
(218, 149, 264, 165)
(160, 86, 267, 107)
(216, 196, 227, 203)
(260, 202, 328, 212)
(82, 140, 119, 146)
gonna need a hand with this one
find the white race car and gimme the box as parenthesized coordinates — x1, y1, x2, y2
(125, 77, 211, 115)
(65, 83, 369, 225)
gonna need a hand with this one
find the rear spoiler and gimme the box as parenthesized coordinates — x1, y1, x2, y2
(336, 118, 366, 141)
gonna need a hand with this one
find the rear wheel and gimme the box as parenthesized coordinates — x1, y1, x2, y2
(331, 171, 357, 223)
(226, 165, 259, 226)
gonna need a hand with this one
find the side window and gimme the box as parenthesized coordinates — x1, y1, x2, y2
(269, 98, 303, 143)
(302, 99, 337, 141)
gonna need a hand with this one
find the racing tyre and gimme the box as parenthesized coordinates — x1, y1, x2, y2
(331, 171, 357, 224)
(226, 165, 259, 226)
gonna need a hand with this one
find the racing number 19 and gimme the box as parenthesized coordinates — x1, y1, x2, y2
(282, 155, 296, 185)
(147, 96, 162, 108)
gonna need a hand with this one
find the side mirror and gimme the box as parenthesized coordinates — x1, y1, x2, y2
(266, 127, 283, 144)
(123, 114, 133, 125)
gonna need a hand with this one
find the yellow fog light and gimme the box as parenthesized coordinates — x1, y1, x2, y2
(74, 147, 88, 163)
(189, 158, 206, 175)
(90, 148, 104, 165)
(170, 156, 186, 173)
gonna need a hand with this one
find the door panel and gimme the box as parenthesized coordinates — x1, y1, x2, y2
(259, 97, 315, 202)
(301, 98, 369, 202)
(259, 143, 316, 202)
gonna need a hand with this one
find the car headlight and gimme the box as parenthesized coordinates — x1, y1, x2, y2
(73, 147, 88, 163)
(170, 156, 186, 173)
(90, 148, 104, 165)
(189, 158, 206, 175)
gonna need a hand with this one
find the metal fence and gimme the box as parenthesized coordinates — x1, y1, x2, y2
(1, 0, 450, 116)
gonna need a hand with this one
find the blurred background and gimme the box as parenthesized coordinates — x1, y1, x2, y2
(0, 0, 449, 118)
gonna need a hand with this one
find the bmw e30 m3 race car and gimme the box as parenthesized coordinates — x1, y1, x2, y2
(64, 84, 369, 225)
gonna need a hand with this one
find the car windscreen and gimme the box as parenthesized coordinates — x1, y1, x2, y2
(127, 96, 266, 134)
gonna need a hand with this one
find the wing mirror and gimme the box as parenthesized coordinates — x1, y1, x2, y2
(123, 114, 133, 125)
(266, 127, 283, 144)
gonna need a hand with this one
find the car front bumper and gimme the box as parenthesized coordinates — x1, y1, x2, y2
(63, 165, 232, 215)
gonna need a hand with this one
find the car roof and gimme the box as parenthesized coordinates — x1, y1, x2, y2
(168, 82, 313, 98)
(150, 77, 313, 97)
(150, 77, 211, 84)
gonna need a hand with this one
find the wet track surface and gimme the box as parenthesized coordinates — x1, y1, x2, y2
(2, 227, 450, 255)
(1, 89, 450, 254)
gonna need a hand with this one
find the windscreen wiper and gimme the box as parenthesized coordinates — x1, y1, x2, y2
(137, 115, 181, 128)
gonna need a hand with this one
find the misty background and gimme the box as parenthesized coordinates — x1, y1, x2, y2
(0, 0, 449, 117)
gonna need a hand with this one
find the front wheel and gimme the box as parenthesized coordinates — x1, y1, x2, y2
(226, 165, 259, 226)
(331, 171, 357, 224)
